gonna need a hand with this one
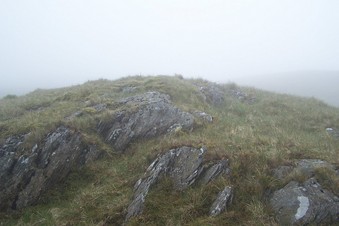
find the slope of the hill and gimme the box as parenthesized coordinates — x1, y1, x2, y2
(0, 76, 338, 225)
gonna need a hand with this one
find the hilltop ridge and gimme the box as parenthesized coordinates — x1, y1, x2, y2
(0, 76, 338, 225)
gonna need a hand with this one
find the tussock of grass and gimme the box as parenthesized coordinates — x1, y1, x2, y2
(1, 75, 339, 225)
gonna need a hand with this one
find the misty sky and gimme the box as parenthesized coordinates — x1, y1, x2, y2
(1, 0, 339, 101)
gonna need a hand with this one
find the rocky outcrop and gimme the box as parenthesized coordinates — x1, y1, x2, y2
(270, 159, 339, 225)
(270, 179, 339, 225)
(125, 147, 233, 222)
(97, 92, 194, 152)
(197, 83, 225, 106)
(209, 186, 233, 217)
(0, 126, 102, 211)
(125, 146, 206, 221)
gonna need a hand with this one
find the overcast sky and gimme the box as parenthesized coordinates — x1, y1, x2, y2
(1, 0, 339, 100)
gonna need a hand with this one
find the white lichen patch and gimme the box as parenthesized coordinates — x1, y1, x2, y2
(295, 196, 309, 220)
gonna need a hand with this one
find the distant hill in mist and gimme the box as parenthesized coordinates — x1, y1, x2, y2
(236, 71, 339, 107)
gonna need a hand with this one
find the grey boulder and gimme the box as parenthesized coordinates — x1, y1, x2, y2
(270, 159, 339, 225)
(97, 92, 194, 152)
(270, 178, 339, 225)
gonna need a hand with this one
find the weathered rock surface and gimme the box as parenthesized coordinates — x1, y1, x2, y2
(200, 159, 231, 185)
(125, 147, 234, 222)
(0, 126, 102, 211)
(270, 159, 339, 225)
(270, 179, 339, 225)
(126, 146, 206, 221)
(209, 186, 233, 217)
(97, 92, 194, 152)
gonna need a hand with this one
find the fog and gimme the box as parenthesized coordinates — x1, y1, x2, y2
(1, 1, 339, 106)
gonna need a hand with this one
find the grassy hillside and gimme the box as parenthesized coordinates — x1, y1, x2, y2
(0, 75, 339, 225)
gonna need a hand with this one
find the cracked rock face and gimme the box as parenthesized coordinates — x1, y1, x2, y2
(125, 146, 206, 221)
(0, 126, 102, 211)
(97, 92, 194, 152)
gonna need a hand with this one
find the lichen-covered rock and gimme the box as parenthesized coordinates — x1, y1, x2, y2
(97, 92, 194, 152)
(200, 159, 231, 185)
(0, 126, 102, 211)
(270, 178, 339, 225)
(209, 186, 233, 217)
(125, 146, 206, 221)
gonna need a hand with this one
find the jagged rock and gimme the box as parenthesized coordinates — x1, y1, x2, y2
(169, 146, 206, 190)
(125, 146, 206, 221)
(0, 126, 102, 211)
(209, 186, 233, 217)
(193, 111, 213, 123)
(270, 178, 339, 225)
(97, 92, 194, 151)
(200, 159, 231, 185)
(197, 83, 225, 105)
